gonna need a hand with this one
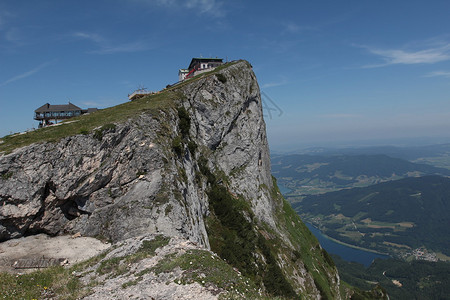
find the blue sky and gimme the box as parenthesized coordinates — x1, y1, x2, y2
(1, 0, 450, 151)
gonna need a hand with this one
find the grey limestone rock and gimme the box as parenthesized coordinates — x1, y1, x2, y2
(0, 61, 344, 299)
(0, 61, 273, 247)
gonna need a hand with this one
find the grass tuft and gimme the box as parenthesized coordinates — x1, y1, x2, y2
(0, 266, 87, 300)
(93, 123, 116, 141)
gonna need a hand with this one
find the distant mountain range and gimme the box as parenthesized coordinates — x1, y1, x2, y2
(293, 175, 450, 256)
(271, 154, 450, 195)
(278, 143, 450, 160)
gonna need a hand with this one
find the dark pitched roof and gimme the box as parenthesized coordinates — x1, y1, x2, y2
(188, 57, 223, 69)
(35, 102, 82, 113)
(88, 108, 98, 113)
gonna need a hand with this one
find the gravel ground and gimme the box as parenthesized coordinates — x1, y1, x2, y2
(0, 233, 110, 273)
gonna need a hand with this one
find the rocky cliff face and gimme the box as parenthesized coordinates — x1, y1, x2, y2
(0, 61, 348, 299)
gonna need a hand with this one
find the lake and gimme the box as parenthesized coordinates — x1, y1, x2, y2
(278, 184, 390, 266)
(305, 223, 390, 267)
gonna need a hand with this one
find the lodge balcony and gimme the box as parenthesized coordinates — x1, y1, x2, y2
(34, 110, 82, 121)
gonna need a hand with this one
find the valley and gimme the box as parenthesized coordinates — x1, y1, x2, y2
(272, 148, 450, 299)
(272, 152, 450, 196)
(289, 175, 450, 258)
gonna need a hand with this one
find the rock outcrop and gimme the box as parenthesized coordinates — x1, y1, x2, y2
(0, 61, 348, 298)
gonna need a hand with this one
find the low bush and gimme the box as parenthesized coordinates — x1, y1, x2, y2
(187, 140, 197, 155)
(177, 106, 191, 138)
(172, 136, 183, 156)
(216, 73, 227, 84)
(1, 171, 13, 180)
(93, 123, 116, 141)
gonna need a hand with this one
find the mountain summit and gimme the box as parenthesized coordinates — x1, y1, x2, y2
(0, 61, 382, 299)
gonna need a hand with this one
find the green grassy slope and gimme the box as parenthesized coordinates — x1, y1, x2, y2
(0, 60, 242, 155)
(0, 91, 178, 154)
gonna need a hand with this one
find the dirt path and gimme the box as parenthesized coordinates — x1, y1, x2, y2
(0, 234, 111, 273)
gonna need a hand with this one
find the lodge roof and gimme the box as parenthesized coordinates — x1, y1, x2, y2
(85, 108, 98, 113)
(188, 57, 223, 70)
(35, 102, 82, 113)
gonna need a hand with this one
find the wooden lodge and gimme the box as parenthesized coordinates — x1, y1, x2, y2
(179, 57, 223, 81)
(34, 102, 97, 127)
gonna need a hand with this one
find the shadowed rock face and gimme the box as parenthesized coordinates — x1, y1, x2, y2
(0, 61, 347, 299)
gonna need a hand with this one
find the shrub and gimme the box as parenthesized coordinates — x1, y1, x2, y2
(1, 171, 13, 180)
(216, 73, 227, 84)
(93, 123, 116, 141)
(187, 141, 197, 155)
(314, 277, 332, 300)
(207, 184, 258, 278)
(322, 248, 335, 267)
(97, 257, 123, 275)
(198, 156, 215, 184)
(177, 106, 191, 138)
(79, 128, 89, 135)
(138, 235, 170, 256)
(258, 236, 297, 298)
(171, 136, 183, 156)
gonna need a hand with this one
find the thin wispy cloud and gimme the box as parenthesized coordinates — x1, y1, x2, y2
(73, 32, 105, 44)
(262, 78, 289, 88)
(282, 21, 317, 34)
(149, 0, 225, 17)
(5, 28, 18, 41)
(360, 43, 450, 68)
(424, 71, 450, 78)
(81, 97, 124, 108)
(81, 101, 102, 107)
(73, 32, 149, 54)
(186, 0, 223, 15)
(4, 27, 23, 45)
(0, 11, 13, 30)
(319, 113, 363, 119)
(90, 41, 148, 54)
(0, 60, 56, 87)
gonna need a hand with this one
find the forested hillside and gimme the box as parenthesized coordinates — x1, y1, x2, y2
(333, 255, 450, 300)
(294, 175, 450, 256)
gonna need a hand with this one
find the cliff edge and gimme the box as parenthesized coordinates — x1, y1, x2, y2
(0, 61, 371, 299)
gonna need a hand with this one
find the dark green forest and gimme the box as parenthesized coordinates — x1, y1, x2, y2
(334, 255, 450, 300)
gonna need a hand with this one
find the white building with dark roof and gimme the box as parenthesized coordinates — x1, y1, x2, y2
(179, 57, 223, 81)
